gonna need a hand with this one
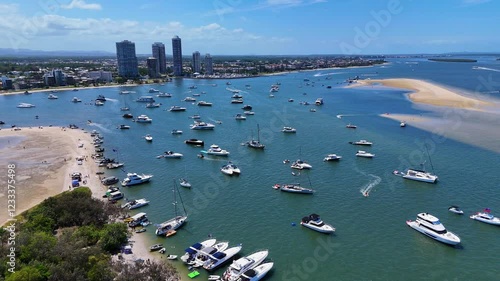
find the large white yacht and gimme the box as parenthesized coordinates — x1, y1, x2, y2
(402, 168, 438, 183)
(222, 250, 269, 281)
(406, 213, 461, 245)
(203, 245, 243, 271)
(48, 93, 58, 99)
(169, 105, 187, 112)
(157, 151, 183, 159)
(192, 242, 229, 267)
(121, 173, 153, 186)
(190, 121, 215, 130)
(290, 159, 312, 170)
(121, 198, 150, 210)
(206, 144, 230, 156)
(135, 115, 152, 123)
(356, 150, 375, 158)
(350, 139, 373, 146)
(323, 154, 342, 161)
(181, 239, 217, 263)
(17, 103, 36, 108)
(470, 209, 500, 226)
(300, 214, 335, 234)
(235, 262, 274, 281)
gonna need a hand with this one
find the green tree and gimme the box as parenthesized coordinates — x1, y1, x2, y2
(19, 232, 57, 264)
(5, 266, 44, 281)
(99, 223, 128, 252)
(87, 255, 115, 281)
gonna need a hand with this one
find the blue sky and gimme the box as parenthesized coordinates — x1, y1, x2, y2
(0, 0, 499, 55)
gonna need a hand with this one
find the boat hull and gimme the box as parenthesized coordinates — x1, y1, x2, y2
(301, 222, 335, 233)
(470, 215, 500, 225)
(406, 221, 460, 245)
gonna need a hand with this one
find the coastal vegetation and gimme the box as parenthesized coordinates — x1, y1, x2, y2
(428, 58, 477, 63)
(0, 187, 179, 281)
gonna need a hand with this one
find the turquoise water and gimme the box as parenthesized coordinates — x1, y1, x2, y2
(1, 57, 499, 280)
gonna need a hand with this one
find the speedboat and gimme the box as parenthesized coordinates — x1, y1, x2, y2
(300, 214, 335, 234)
(273, 184, 314, 194)
(157, 92, 172, 97)
(197, 101, 213, 106)
(149, 88, 160, 93)
(120, 107, 130, 111)
(346, 124, 357, 129)
(71, 97, 82, 103)
(291, 159, 312, 170)
(190, 121, 215, 130)
(157, 151, 183, 159)
(323, 154, 342, 161)
(144, 134, 153, 141)
(123, 113, 133, 119)
(185, 139, 204, 146)
(203, 245, 243, 271)
(155, 215, 188, 236)
(242, 105, 252, 110)
(222, 250, 269, 281)
(121, 198, 150, 210)
(400, 121, 407, 127)
(448, 206, 464, 215)
(206, 144, 230, 156)
(356, 151, 375, 158)
(470, 209, 500, 225)
(288, 98, 294, 102)
(209, 275, 221, 281)
(48, 94, 58, 99)
(183, 96, 196, 102)
(135, 115, 152, 123)
(118, 125, 130, 130)
(17, 103, 36, 108)
(315, 98, 324, 105)
(406, 213, 461, 245)
(121, 173, 153, 186)
(94, 100, 105, 106)
(235, 114, 247, 120)
(107, 162, 124, 169)
(95, 95, 106, 102)
(235, 262, 274, 281)
(180, 238, 217, 263)
(191, 242, 229, 267)
(146, 102, 161, 108)
(232, 94, 243, 98)
(221, 162, 241, 176)
(231, 99, 243, 104)
(136, 96, 155, 102)
(282, 127, 297, 133)
(350, 139, 373, 146)
(179, 178, 192, 188)
(190, 114, 202, 119)
(402, 168, 438, 183)
(150, 244, 163, 252)
(169, 105, 187, 112)
(244, 111, 255, 115)
(172, 129, 183, 135)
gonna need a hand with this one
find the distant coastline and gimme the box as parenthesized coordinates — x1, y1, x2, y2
(428, 58, 477, 63)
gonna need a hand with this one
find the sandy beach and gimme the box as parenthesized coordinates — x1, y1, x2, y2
(0, 83, 139, 97)
(351, 78, 494, 111)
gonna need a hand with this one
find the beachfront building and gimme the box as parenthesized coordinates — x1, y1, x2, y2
(116, 40, 138, 78)
(147, 57, 159, 78)
(88, 71, 113, 83)
(43, 69, 67, 86)
(152, 42, 167, 74)
(192, 51, 201, 74)
(172, 35, 183, 76)
(1, 76, 13, 90)
(205, 53, 213, 75)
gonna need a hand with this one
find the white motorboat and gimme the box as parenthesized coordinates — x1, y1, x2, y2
(149, 88, 160, 93)
(190, 121, 215, 130)
(402, 168, 438, 183)
(448, 206, 464, 215)
(118, 125, 130, 130)
(146, 102, 161, 108)
(222, 250, 269, 281)
(156, 180, 188, 236)
(136, 96, 155, 103)
(209, 275, 221, 281)
(235, 114, 247, 120)
(179, 178, 192, 188)
(273, 184, 314, 194)
(190, 114, 201, 119)
(121, 198, 150, 210)
(135, 115, 152, 123)
(166, 255, 177, 260)
(400, 121, 407, 127)
(172, 129, 183, 135)
(232, 94, 243, 98)
(203, 245, 243, 271)
(197, 101, 213, 106)
(235, 262, 274, 281)
(243, 111, 254, 115)
(185, 139, 204, 146)
(191, 242, 229, 267)
(169, 105, 187, 111)
(315, 98, 324, 105)
(300, 214, 335, 234)
(205, 144, 230, 156)
(470, 209, 500, 226)
(221, 162, 241, 176)
(356, 151, 375, 158)
(231, 99, 243, 104)
(121, 173, 153, 186)
(323, 154, 342, 161)
(94, 100, 104, 106)
(48, 93, 58, 99)
(180, 238, 217, 263)
(106, 162, 124, 169)
(406, 213, 461, 245)
(346, 124, 357, 129)
(291, 159, 312, 170)
(183, 96, 196, 102)
(71, 97, 82, 103)
(144, 134, 153, 141)
(350, 139, 373, 146)
(282, 127, 297, 133)
(17, 103, 36, 108)
(157, 92, 172, 97)
(157, 151, 183, 159)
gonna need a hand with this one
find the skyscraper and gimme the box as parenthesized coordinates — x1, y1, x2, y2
(172, 35, 183, 76)
(192, 51, 201, 74)
(116, 40, 138, 78)
(152, 42, 166, 74)
(205, 53, 213, 75)
(147, 57, 159, 78)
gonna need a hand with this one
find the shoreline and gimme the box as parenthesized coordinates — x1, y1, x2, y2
(0, 83, 140, 97)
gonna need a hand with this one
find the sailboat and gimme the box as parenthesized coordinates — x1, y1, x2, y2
(246, 124, 265, 149)
(400, 145, 438, 183)
(155, 180, 188, 236)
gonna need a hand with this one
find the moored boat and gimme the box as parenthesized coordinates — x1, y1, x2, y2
(470, 209, 500, 226)
(406, 213, 461, 245)
(300, 213, 335, 234)
(448, 206, 464, 215)
(235, 262, 274, 281)
(222, 250, 269, 281)
(356, 150, 375, 158)
(121, 173, 153, 186)
(323, 154, 342, 161)
(273, 183, 314, 194)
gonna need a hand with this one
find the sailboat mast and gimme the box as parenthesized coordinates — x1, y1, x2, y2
(425, 144, 435, 172)
(257, 124, 261, 142)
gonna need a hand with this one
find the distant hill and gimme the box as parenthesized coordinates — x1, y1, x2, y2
(0, 48, 114, 57)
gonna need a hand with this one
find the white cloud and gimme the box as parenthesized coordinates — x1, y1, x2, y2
(461, 0, 491, 6)
(61, 0, 102, 10)
(205, 0, 326, 17)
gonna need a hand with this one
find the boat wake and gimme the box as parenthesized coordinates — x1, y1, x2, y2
(313, 72, 342, 77)
(104, 98, 119, 102)
(472, 66, 500, 73)
(87, 122, 112, 133)
(360, 174, 381, 197)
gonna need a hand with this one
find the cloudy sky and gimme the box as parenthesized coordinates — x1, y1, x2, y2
(0, 0, 499, 55)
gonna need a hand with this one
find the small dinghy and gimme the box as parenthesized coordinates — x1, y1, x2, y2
(448, 206, 464, 215)
(208, 275, 221, 280)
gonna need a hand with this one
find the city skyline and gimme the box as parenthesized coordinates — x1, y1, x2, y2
(1, 0, 500, 55)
